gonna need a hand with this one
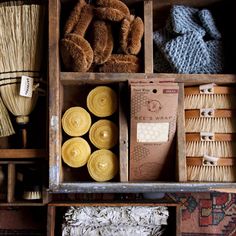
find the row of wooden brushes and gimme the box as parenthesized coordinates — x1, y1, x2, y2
(184, 84, 236, 182)
(60, 0, 144, 73)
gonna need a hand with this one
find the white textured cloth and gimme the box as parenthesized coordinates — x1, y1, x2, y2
(62, 206, 169, 236)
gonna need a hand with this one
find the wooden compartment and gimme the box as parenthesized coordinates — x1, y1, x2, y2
(0, 160, 48, 206)
(57, 0, 148, 74)
(177, 79, 236, 185)
(153, 0, 236, 74)
(47, 202, 180, 236)
(51, 80, 129, 186)
(0, 206, 47, 235)
(49, 0, 236, 193)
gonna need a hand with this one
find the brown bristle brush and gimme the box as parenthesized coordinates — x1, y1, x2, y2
(120, 15, 144, 55)
(61, 2, 94, 72)
(99, 54, 141, 73)
(95, 0, 130, 22)
(184, 84, 236, 182)
(92, 20, 114, 65)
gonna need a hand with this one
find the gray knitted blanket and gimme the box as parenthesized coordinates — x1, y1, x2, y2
(153, 5, 223, 74)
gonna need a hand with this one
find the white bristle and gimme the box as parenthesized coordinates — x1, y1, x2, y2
(184, 94, 236, 109)
(186, 141, 236, 157)
(187, 165, 236, 182)
(185, 118, 236, 133)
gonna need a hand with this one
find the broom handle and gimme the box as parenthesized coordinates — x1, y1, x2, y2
(16, 116, 29, 148)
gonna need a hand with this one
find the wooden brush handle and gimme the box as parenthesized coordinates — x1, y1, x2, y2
(186, 133, 236, 142)
(185, 86, 236, 95)
(16, 116, 29, 148)
(187, 157, 235, 166)
(185, 109, 236, 118)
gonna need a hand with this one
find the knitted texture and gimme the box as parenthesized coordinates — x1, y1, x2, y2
(153, 28, 173, 46)
(154, 46, 173, 73)
(171, 5, 205, 36)
(153, 5, 223, 74)
(162, 32, 209, 73)
(201, 40, 224, 73)
(153, 29, 173, 72)
(198, 9, 221, 39)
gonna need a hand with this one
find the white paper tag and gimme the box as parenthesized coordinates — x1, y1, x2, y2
(19, 76, 34, 97)
(137, 123, 169, 142)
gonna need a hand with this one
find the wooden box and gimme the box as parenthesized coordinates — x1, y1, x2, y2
(49, 0, 236, 193)
(47, 202, 180, 236)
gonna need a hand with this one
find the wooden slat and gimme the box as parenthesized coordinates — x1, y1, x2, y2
(185, 109, 236, 118)
(52, 182, 236, 193)
(185, 86, 236, 95)
(49, 202, 178, 207)
(177, 83, 187, 181)
(60, 72, 146, 84)
(47, 206, 56, 236)
(49, 0, 61, 189)
(119, 83, 129, 182)
(176, 205, 181, 236)
(0, 149, 47, 158)
(60, 72, 236, 84)
(0, 202, 45, 206)
(186, 133, 236, 142)
(144, 0, 153, 73)
(186, 157, 235, 166)
(7, 163, 15, 203)
(156, 73, 236, 84)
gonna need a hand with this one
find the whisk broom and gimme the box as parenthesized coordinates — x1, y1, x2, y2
(184, 84, 236, 181)
(0, 1, 45, 147)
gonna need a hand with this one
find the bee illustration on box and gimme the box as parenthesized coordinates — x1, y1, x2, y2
(146, 100, 162, 112)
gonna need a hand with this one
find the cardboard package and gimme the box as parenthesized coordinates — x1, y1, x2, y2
(129, 82, 179, 181)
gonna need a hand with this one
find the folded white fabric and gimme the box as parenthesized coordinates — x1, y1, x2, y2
(62, 206, 169, 236)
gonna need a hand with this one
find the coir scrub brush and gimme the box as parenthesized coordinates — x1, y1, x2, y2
(0, 1, 45, 147)
(184, 83, 236, 181)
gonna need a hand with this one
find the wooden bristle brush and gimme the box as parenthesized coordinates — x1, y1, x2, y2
(187, 160, 236, 182)
(184, 84, 236, 181)
(185, 84, 236, 109)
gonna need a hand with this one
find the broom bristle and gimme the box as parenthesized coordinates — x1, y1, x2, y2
(186, 141, 236, 157)
(185, 118, 236, 133)
(0, 96, 15, 137)
(187, 165, 236, 182)
(0, 84, 38, 117)
(184, 94, 236, 109)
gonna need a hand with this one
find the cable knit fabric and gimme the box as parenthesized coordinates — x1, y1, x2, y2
(201, 40, 224, 73)
(153, 28, 173, 46)
(153, 5, 223, 74)
(171, 5, 205, 36)
(162, 32, 209, 73)
(198, 9, 222, 39)
(154, 46, 173, 73)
